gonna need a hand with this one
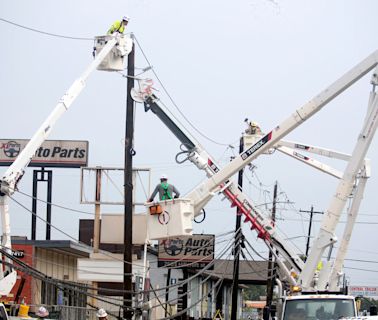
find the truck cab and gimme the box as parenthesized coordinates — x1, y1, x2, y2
(281, 295, 357, 320)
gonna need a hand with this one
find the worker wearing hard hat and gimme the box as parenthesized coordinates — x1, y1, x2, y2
(107, 16, 130, 35)
(148, 174, 180, 202)
(96, 308, 108, 320)
(245, 120, 262, 135)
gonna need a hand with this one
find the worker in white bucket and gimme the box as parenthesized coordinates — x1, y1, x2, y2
(244, 119, 262, 135)
(96, 308, 108, 320)
(148, 174, 180, 202)
(107, 16, 130, 35)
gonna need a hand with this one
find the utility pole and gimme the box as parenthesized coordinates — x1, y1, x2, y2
(231, 136, 244, 320)
(92, 167, 102, 309)
(299, 206, 323, 258)
(165, 268, 171, 317)
(265, 181, 277, 320)
(93, 168, 102, 253)
(123, 38, 135, 320)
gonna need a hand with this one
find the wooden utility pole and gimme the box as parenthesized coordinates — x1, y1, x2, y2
(123, 39, 135, 320)
(92, 167, 102, 309)
(231, 136, 244, 320)
(93, 168, 102, 253)
(299, 206, 323, 258)
(265, 181, 277, 320)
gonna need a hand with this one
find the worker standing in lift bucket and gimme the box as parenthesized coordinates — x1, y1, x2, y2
(107, 16, 130, 35)
(244, 119, 262, 135)
(148, 174, 180, 202)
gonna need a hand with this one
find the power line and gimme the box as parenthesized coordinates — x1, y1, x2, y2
(133, 35, 237, 148)
(12, 193, 238, 274)
(15, 189, 95, 215)
(0, 17, 94, 40)
(344, 266, 378, 274)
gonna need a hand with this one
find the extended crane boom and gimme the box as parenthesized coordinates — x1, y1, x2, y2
(132, 91, 304, 284)
(0, 34, 132, 295)
(134, 49, 378, 293)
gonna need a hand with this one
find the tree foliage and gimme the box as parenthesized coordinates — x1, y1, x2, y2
(243, 285, 266, 300)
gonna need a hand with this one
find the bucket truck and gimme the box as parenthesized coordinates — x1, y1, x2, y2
(0, 34, 132, 316)
(132, 49, 378, 319)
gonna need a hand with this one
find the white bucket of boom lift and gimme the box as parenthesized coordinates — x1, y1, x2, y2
(95, 35, 133, 71)
(146, 199, 194, 240)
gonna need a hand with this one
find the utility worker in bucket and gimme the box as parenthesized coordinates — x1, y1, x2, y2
(148, 174, 180, 202)
(107, 16, 130, 35)
(245, 119, 262, 135)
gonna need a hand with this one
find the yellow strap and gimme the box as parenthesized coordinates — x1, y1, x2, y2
(212, 309, 223, 320)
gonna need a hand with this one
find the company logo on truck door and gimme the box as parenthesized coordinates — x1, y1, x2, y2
(241, 132, 272, 160)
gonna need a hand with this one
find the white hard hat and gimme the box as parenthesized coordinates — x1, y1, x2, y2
(96, 308, 108, 318)
(36, 306, 49, 317)
(122, 16, 130, 22)
(160, 174, 168, 180)
(250, 121, 260, 127)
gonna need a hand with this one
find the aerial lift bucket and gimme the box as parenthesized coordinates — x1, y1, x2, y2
(146, 198, 194, 240)
(94, 35, 133, 71)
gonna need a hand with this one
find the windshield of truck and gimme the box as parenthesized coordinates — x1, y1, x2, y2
(283, 298, 355, 320)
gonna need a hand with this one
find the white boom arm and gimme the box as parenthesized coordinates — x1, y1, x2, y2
(319, 164, 369, 291)
(132, 92, 303, 284)
(276, 140, 352, 162)
(0, 36, 126, 295)
(299, 71, 378, 290)
(0, 38, 117, 196)
(184, 52, 378, 290)
(134, 50, 378, 288)
(243, 127, 371, 290)
(275, 145, 343, 179)
(185, 51, 378, 213)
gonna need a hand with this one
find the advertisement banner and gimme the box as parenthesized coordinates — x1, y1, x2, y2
(349, 286, 378, 297)
(0, 139, 88, 168)
(158, 234, 215, 269)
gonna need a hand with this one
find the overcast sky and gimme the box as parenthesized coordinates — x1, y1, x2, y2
(1, 0, 378, 287)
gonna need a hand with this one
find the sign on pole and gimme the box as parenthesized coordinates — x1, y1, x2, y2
(158, 234, 215, 269)
(0, 139, 88, 168)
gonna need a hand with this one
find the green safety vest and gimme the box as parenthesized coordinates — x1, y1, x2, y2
(107, 20, 125, 35)
(161, 182, 172, 200)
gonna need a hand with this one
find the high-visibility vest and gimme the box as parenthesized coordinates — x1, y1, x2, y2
(107, 20, 125, 34)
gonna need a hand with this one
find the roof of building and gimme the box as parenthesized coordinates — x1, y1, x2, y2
(12, 239, 92, 258)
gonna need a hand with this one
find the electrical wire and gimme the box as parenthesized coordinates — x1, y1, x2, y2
(145, 230, 240, 300)
(0, 249, 132, 308)
(9, 195, 147, 270)
(0, 17, 94, 41)
(157, 254, 234, 320)
(133, 35, 237, 148)
(13, 190, 238, 275)
(15, 189, 95, 215)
